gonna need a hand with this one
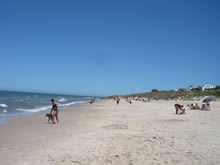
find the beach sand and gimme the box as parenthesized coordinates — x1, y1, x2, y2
(0, 99, 220, 165)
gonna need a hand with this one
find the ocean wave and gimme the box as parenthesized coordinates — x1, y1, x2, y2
(0, 104, 8, 108)
(59, 97, 68, 102)
(25, 96, 30, 101)
(59, 101, 86, 107)
(84, 97, 92, 100)
(3, 109, 8, 113)
(16, 99, 24, 102)
(15, 101, 87, 113)
(16, 105, 51, 113)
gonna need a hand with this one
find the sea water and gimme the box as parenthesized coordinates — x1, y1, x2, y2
(0, 91, 93, 124)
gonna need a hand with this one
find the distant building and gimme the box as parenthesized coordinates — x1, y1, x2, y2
(202, 84, 216, 91)
(188, 85, 195, 91)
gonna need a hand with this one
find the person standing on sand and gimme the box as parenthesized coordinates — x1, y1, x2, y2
(50, 99, 59, 124)
(117, 97, 120, 105)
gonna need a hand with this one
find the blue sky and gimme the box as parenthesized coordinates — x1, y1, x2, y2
(0, 0, 219, 96)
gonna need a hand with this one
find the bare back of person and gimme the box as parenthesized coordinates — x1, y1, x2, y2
(51, 99, 59, 124)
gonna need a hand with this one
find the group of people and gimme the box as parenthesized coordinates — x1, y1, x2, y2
(50, 98, 212, 122)
(187, 102, 210, 111)
(174, 102, 211, 115)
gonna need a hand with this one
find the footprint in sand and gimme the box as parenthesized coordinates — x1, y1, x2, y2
(103, 124, 128, 130)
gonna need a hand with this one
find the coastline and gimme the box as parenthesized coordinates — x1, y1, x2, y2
(0, 99, 220, 165)
(0, 100, 90, 125)
(0, 101, 98, 165)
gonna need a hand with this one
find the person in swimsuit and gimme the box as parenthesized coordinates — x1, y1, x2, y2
(50, 99, 59, 124)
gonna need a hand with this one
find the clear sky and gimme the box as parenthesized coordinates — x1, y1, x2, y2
(0, 0, 219, 96)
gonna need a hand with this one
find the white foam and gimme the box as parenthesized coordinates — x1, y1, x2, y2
(25, 96, 30, 101)
(59, 97, 68, 102)
(16, 99, 24, 102)
(59, 101, 87, 107)
(0, 104, 8, 108)
(16, 105, 51, 113)
(3, 109, 7, 113)
(16, 101, 87, 113)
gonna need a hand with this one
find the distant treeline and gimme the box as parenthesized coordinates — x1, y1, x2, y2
(122, 86, 220, 100)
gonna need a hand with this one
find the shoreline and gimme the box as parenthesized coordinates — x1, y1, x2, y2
(0, 99, 220, 165)
(0, 100, 91, 125)
(0, 101, 102, 165)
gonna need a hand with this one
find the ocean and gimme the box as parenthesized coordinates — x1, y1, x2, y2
(0, 91, 94, 124)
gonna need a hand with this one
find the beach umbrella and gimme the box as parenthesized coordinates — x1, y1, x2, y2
(203, 97, 214, 103)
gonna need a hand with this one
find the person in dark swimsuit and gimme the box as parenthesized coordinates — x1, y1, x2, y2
(50, 99, 59, 124)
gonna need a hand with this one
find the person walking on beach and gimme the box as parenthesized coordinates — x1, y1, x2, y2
(50, 99, 59, 124)
(117, 97, 120, 105)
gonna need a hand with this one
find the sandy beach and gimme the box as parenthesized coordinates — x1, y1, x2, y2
(0, 99, 220, 165)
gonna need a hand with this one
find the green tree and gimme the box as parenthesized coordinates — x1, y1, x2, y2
(152, 89, 158, 92)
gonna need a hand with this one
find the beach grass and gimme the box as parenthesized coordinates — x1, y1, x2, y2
(123, 90, 220, 100)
